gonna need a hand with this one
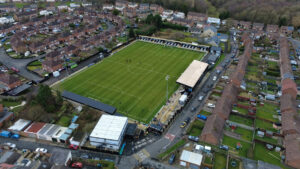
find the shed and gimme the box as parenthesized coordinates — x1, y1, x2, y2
(8, 119, 31, 133)
(180, 150, 203, 169)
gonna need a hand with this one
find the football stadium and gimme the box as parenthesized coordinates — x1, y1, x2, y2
(55, 41, 205, 123)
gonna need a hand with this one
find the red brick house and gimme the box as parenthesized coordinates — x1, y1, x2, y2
(252, 22, 264, 31)
(124, 8, 137, 18)
(42, 60, 63, 73)
(150, 4, 164, 14)
(171, 18, 193, 27)
(0, 73, 22, 90)
(29, 42, 46, 53)
(187, 12, 207, 22)
(266, 24, 279, 33)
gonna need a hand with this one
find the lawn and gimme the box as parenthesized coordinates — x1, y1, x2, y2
(55, 41, 204, 123)
(157, 139, 186, 159)
(213, 153, 227, 169)
(56, 115, 71, 127)
(255, 119, 278, 132)
(234, 127, 253, 142)
(254, 142, 285, 168)
(229, 114, 254, 126)
(187, 120, 204, 136)
(222, 135, 252, 157)
(256, 103, 279, 122)
(232, 106, 248, 115)
(1, 100, 21, 107)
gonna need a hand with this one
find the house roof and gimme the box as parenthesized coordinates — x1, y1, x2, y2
(176, 60, 208, 88)
(8, 119, 31, 131)
(90, 114, 128, 141)
(0, 73, 20, 86)
(25, 122, 46, 133)
(180, 150, 203, 166)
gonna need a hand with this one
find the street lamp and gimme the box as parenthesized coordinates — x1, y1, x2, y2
(165, 75, 169, 105)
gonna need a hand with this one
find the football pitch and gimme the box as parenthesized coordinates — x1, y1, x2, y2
(56, 41, 205, 123)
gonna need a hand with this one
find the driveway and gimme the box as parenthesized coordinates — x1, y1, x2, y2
(0, 48, 44, 81)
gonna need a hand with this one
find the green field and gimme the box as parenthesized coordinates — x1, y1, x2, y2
(56, 41, 204, 123)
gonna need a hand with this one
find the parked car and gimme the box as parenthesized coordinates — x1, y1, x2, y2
(197, 114, 207, 121)
(190, 107, 196, 112)
(35, 148, 47, 153)
(180, 117, 191, 128)
(219, 145, 229, 151)
(198, 95, 203, 101)
(3, 142, 16, 149)
(168, 153, 176, 164)
(213, 76, 217, 81)
(207, 103, 215, 108)
(71, 162, 83, 168)
(69, 144, 79, 150)
(80, 154, 89, 159)
(188, 135, 199, 142)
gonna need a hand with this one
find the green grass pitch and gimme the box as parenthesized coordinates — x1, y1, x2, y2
(56, 41, 205, 123)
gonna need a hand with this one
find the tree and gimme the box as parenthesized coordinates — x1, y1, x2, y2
(219, 11, 230, 20)
(153, 14, 162, 29)
(145, 14, 154, 24)
(278, 17, 287, 27)
(292, 16, 300, 28)
(135, 18, 139, 24)
(36, 85, 56, 113)
(56, 90, 63, 107)
(129, 27, 135, 38)
(112, 9, 120, 16)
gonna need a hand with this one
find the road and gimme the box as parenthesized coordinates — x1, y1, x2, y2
(0, 137, 116, 162)
(0, 48, 44, 81)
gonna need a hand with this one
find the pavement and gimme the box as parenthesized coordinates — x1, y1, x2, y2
(0, 48, 44, 81)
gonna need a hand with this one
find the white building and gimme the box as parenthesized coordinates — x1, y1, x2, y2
(0, 17, 14, 25)
(207, 17, 221, 25)
(103, 4, 114, 10)
(128, 2, 138, 8)
(180, 150, 203, 169)
(90, 115, 128, 151)
(39, 10, 53, 16)
(70, 3, 80, 8)
(173, 12, 185, 19)
(8, 119, 31, 134)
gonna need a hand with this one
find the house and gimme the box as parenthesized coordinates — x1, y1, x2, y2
(0, 73, 22, 90)
(207, 17, 220, 25)
(62, 45, 78, 56)
(187, 12, 207, 22)
(171, 18, 193, 27)
(180, 150, 203, 169)
(8, 119, 31, 134)
(49, 149, 72, 166)
(14, 11, 37, 21)
(10, 39, 27, 54)
(0, 4, 16, 13)
(0, 105, 14, 128)
(128, 2, 138, 9)
(115, 0, 128, 8)
(139, 3, 149, 11)
(173, 12, 185, 19)
(124, 8, 137, 18)
(102, 4, 114, 10)
(29, 42, 46, 53)
(206, 35, 220, 46)
(252, 22, 264, 31)
(202, 25, 217, 38)
(238, 21, 251, 30)
(280, 26, 294, 35)
(150, 4, 164, 14)
(266, 24, 279, 33)
(42, 60, 63, 73)
(217, 33, 228, 42)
